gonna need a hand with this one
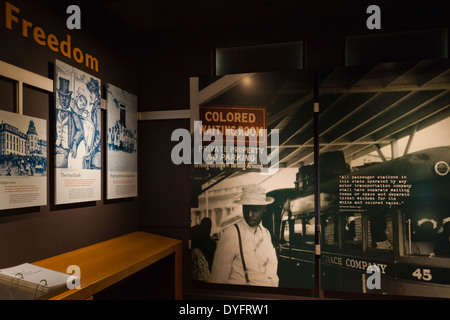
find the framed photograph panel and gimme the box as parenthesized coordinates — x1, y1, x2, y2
(54, 59, 101, 205)
(0, 110, 47, 209)
(106, 83, 138, 199)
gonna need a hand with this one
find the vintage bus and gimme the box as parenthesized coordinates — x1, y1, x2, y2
(267, 146, 450, 298)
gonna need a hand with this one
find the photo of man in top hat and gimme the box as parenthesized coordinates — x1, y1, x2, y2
(55, 76, 84, 168)
(208, 184, 279, 287)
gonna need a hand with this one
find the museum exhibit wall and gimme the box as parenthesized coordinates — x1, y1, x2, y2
(0, 0, 139, 268)
(1, 0, 449, 300)
(134, 3, 450, 299)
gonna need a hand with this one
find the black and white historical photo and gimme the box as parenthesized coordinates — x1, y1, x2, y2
(190, 61, 450, 298)
(190, 71, 316, 290)
(106, 83, 138, 199)
(54, 59, 102, 205)
(0, 110, 47, 209)
(316, 60, 450, 298)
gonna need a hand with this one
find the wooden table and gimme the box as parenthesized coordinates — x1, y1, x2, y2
(33, 231, 183, 300)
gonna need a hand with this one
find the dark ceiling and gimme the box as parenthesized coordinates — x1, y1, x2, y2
(44, 0, 450, 50)
(50, 0, 361, 34)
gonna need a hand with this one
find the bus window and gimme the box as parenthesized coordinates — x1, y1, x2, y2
(344, 214, 356, 241)
(367, 209, 393, 252)
(281, 220, 290, 245)
(280, 216, 315, 249)
(404, 207, 450, 258)
(434, 218, 450, 257)
(304, 217, 315, 246)
(280, 210, 292, 246)
(322, 215, 338, 247)
(343, 213, 363, 250)
(279, 218, 301, 247)
(290, 219, 304, 248)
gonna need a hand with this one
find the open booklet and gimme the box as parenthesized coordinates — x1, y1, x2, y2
(0, 263, 75, 293)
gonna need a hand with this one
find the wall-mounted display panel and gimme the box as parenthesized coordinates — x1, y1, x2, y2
(190, 70, 316, 290)
(54, 59, 101, 205)
(0, 110, 47, 209)
(317, 59, 450, 298)
(106, 83, 138, 199)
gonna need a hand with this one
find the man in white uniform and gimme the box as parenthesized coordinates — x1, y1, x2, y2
(209, 184, 279, 287)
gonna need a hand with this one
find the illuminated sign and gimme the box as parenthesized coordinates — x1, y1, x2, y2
(198, 105, 267, 146)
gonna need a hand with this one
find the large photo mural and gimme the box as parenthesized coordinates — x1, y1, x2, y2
(190, 59, 450, 299)
(190, 70, 316, 289)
